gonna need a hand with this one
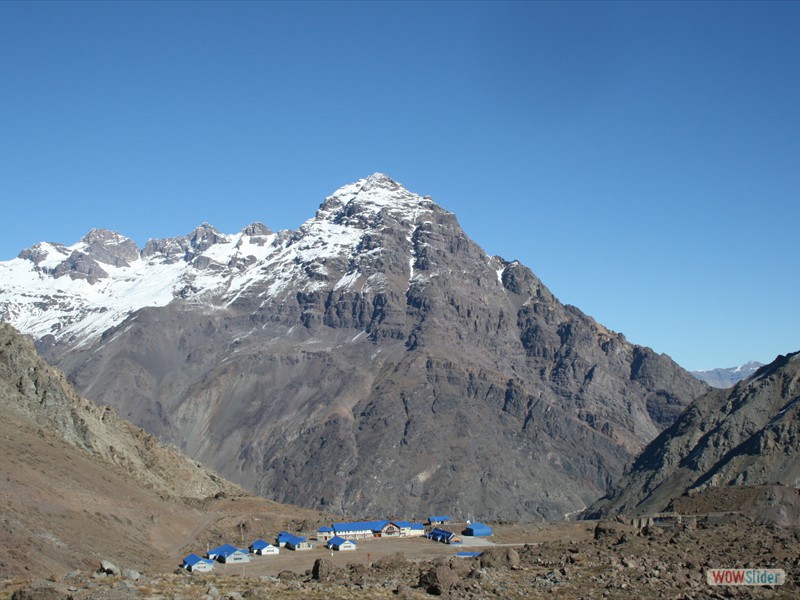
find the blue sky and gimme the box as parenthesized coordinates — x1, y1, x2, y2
(1, 1, 798, 371)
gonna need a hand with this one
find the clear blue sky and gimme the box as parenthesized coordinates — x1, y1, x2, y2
(1, 1, 798, 371)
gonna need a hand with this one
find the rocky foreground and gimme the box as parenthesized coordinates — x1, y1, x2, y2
(4, 518, 797, 599)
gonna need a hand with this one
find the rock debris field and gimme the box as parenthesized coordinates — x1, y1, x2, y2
(3, 518, 798, 599)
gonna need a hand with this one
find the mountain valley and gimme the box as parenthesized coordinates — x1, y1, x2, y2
(588, 351, 800, 519)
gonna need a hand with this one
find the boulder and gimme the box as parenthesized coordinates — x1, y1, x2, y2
(121, 568, 141, 581)
(99, 560, 120, 576)
(418, 564, 461, 595)
(311, 558, 338, 581)
(593, 520, 638, 542)
(479, 547, 520, 569)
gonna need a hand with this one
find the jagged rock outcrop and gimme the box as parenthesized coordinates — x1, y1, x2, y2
(0, 174, 709, 520)
(587, 351, 800, 517)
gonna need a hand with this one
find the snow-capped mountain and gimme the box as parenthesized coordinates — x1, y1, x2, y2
(1, 174, 439, 347)
(691, 361, 764, 388)
(0, 173, 709, 521)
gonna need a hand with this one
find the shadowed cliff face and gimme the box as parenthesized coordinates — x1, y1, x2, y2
(3, 174, 708, 520)
(587, 351, 800, 518)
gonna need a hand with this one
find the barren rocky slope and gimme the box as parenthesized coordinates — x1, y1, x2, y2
(0, 323, 327, 580)
(6, 518, 799, 599)
(1, 174, 709, 520)
(587, 351, 800, 517)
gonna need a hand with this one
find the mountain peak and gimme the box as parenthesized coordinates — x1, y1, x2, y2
(75, 228, 140, 268)
(361, 171, 400, 189)
(318, 173, 434, 222)
(79, 228, 129, 246)
(187, 223, 227, 251)
(240, 222, 272, 237)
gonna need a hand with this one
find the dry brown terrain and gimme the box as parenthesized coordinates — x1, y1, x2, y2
(0, 402, 331, 580)
(2, 518, 798, 599)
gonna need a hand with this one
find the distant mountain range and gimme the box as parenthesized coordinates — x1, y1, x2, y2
(0, 173, 709, 521)
(587, 351, 800, 518)
(691, 361, 764, 388)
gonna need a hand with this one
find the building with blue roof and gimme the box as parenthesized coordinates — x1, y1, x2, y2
(409, 523, 426, 534)
(316, 525, 335, 542)
(390, 520, 426, 537)
(207, 543, 235, 559)
(249, 539, 279, 555)
(207, 543, 250, 563)
(428, 515, 451, 525)
(182, 553, 214, 572)
(464, 522, 493, 537)
(332, 520, 389, 539)
(327, 535, 357, 551)
(426, 527, 462, 545)
(276, 531, 311, 551)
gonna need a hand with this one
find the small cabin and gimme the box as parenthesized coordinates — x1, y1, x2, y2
(279, 532, 312, 551)
(327, 535, 357, 551)
(427, 527, 462, 545)
(207, 543, 250, 563)
(249, 539, 279, 555)
(182, 553, 214, 572)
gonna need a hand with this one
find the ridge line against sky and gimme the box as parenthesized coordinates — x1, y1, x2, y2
(1, 1, 798, 371)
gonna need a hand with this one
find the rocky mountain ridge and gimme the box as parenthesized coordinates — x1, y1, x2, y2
(0, 174, 709, 521)
(587, 351, 800, 518)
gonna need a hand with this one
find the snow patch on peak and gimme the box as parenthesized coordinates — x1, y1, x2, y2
(362, 172, 399, 189)
(18, 241, 70, 265)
